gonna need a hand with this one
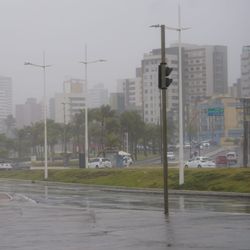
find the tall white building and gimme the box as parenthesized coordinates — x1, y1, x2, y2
(117, 77, 142, 112)
(88, 83, 109, 109)
(0, 76, 12, 132)
(241, 46, 250, 97)
(54, 78, 86, 124)
(141, 48, 178, 124)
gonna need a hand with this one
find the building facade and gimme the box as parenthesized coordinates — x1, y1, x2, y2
(15, 98, 43, 128)
(54, 78, 86, 124)
(117, 77, 142, 112)
(88, 83, 109, 109)
(184, 45, 228, 104)
(0, 76, 12, 133)
(109, 92, 125, 114)
(141, 48, 179, 124)
(197, 96, 242, 144)
(240, 46, 250, 97)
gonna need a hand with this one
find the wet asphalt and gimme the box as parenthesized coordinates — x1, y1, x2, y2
(0, 179, 249, 250)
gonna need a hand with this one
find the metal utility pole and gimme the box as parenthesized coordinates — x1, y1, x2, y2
(160, 25, 169, 215)
(24, 52, 51, 180)
(151, 24, 170, 214)
(243, 99, 249, 168)
(62, 102, 68, 166)
(79, 46, 106, 168)
(165, 5, 190, 185)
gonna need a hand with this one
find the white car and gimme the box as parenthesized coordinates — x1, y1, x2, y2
(123, 156, 133, 167)
(0, 162, 13, 170)
(226, 152, 237, 164)
(167, 152, 175, 161)
(184, 156, 216, 168)
(88, 158, 112, 169)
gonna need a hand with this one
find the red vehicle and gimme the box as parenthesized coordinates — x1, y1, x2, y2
(215, 155, 228, 167)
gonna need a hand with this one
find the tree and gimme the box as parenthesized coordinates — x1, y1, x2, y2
(0, 133, 15, 158)
(120, 111, 144, 160)
(71, 110, 85, 155)
(88, 105, 120, 153)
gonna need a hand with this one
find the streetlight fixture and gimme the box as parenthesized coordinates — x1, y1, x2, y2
(79, 45, 106, 169)
(165, 5, 190, 185)
(24, 52, 52, 179)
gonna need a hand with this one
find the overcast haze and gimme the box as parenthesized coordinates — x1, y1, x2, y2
(0, 0, 249, 105)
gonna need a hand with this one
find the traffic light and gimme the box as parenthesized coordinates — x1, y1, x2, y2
(158, 63, 173, 89)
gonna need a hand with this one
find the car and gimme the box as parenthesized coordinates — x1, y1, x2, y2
(123, 156, 133, 167)
(226, 152, 237, 164)
(202, 141, 210, 147)
(167, 152, 175, 161)
(184, 156, 216, 168)
(0, 162, 13, 170)
(88, 158, 112, 168)
(12, 162, 31, 170)
(184, 143, 191, 149)
(215, 155, 228, 167)
(168, 145, 176, 151)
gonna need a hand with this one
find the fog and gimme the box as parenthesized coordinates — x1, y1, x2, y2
(0, 0, 249, 105)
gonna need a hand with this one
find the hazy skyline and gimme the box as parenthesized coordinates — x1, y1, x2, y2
(0, 0, 249, 105)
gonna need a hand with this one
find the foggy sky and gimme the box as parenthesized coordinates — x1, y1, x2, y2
(0, 0, 249, 105)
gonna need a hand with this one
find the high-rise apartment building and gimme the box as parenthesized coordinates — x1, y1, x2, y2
(141, 48, 179, 124)
(88, 83, 109, 109)
(184, 45, 228, 103)
(0, 76, 12, 132)
(54, 78, 86, 124)
(117, 77, 142, 112)
(109, 92, 125, 114)
(15, 98, 42, 128)
(140, 45, 228, 125)
(240, 46, 250, 97)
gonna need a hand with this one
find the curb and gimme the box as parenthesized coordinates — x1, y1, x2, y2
(0, 178, 250, 199)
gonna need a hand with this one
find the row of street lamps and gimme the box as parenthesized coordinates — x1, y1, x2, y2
(25, 48, 106, 179)
(24, 12, 188, 217)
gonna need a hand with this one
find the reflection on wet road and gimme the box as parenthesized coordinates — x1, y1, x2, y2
(0, 179, 249, 250)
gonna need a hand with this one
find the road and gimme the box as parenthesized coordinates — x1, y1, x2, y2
(0, 179, 249, 250)
(135, 145, 242, 167)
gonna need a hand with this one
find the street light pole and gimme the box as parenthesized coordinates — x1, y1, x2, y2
(85, 45, 88, 169)
(79, 45, 106, 169)
(24, 52, 52, 179)
(165, 5, 190, 185)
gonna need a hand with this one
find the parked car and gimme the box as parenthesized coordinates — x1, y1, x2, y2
(123, 156, 133, 167)
(0, 162, 13, 170)
(88, 158, 112, 168)
(184, 143, 191, 149)
(12, 162, 31, 170)
(167, 152, 175, 161)
(226, 152, 237, 164)
(184, 156, 216, 168)
(215, 155, 228, 167)
(202, 141, 210, 147)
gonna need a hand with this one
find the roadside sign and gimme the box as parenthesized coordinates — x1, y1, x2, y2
(207, 107, 224, 116)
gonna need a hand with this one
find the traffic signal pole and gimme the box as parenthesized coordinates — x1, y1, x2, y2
(160, 25, 169, 215)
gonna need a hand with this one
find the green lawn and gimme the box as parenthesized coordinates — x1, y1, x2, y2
(0, 167, 250, 193)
